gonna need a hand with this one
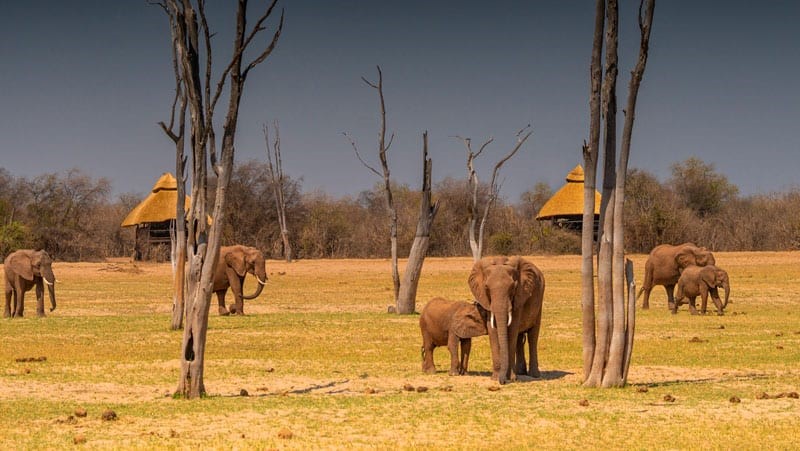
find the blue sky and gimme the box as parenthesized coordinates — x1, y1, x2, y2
(1, 1, 798, 200)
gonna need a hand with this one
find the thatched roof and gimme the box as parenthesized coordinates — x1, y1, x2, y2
(536, 165, 601, 220)
(121, 173, 190, 227)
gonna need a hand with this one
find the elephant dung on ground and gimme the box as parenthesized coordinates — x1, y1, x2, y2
(468, 256, 545, 385)
(419, 297, 489, 375)
(4, 249, 57, 318)
(638, 242, 716, 310)
(674, 264, 730, 315)
(213, 245, 268, 315)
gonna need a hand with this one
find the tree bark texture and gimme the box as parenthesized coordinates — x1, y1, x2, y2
(396, 132, 439, 314)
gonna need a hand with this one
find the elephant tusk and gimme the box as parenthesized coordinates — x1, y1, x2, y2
(255, 275, 267, 285)
(43, 278, 54, 286)
(490, 313, 496, 329)
(508, 311, 512, 327)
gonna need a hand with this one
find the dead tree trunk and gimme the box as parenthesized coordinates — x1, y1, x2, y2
(157, 6, 189, 331)
(264, 121, 293, 262)
(347, 65, 400, 304)
(159, 0, 283, 399)
(581, 0, 655, 389)
(396, 132, 439, 313)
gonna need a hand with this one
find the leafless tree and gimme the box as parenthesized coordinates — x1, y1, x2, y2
(581, 0, 655, 388)
(458, 126, 531, 261)
(347, 66, 439, 314)
(345, 66, 400, 303)
(263, 121, 293, 262)
(156, 6, 189, 330)
(155, 0, 283, 398)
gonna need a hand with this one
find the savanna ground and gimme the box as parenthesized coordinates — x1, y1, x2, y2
(1, 251, 799, 449)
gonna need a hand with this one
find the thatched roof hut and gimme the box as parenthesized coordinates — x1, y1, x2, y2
(121, 173, 189, 260)
(536, 165, 601, 230)
(121, 173, 188, 227)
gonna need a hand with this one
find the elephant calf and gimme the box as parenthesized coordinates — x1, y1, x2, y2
(419, 297, 489, 375)
(674, 264, 730, 315)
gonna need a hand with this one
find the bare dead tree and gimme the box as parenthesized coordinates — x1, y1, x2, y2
(347, 67, 438, 314)
(396, 132, 439, 313)
(458, 126, 531, 261)
(155, 3, 189, 331)
(263, 121, 292, 262)
(345, 65, 399, 303)
(157, 0, 284, 399)
(581, 0, 655, 388)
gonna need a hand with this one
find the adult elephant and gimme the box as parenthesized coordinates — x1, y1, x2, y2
(213, 245, 268, 316)
(468, 256, 545, 385)
(674, 265, 730, 315)
(638, 243, 716, 310)
(4, 249, 57, 318)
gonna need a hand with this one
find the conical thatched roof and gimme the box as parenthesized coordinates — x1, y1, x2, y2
(121, 173, 190, 227)
(536, 165, 601, 220)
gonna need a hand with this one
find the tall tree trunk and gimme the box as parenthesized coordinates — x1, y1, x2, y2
(396, 132, 439, 314)
(581, 0, 655, 389)
(581, 0, 605, 382)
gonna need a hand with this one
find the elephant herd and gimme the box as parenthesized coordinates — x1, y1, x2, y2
(3, 245, 268, 319)
(420, 242, 731, 383)
(5, 242, 729, 385)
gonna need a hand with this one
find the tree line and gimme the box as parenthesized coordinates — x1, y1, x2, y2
(1, 156, 798, 262)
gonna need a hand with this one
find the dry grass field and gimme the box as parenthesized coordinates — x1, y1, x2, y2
(1, 252, 799, 449)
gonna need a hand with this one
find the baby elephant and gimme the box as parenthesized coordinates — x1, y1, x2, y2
(675, 264, 731, 315)
(419, 297, 489, 375)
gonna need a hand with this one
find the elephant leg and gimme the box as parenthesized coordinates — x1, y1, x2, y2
(641, 287, 651, 309)
(215, 291, 230, 316)
(447, 332, 461, 375)
(688, 295, 700, 315)
(514, 334, 527, 376)
(527, 322, 542, 378)
(35, 281, 45, 317)
(699, 285, 710, 314)
(665, 284, 676, 311)
(460, 338, 471, 375)
(508, 328, 520, 382)
(421, 336, 436, 374)
(3, 287, 11, 318)
(230, 276, 245, 315)
(709, 288, 724, 315)
(15, 289, 24, 317)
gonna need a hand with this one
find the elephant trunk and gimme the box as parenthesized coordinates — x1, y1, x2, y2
(721, 277, 730, 309)
(242, 272, 267, 300)
(491, 304, 511, 385)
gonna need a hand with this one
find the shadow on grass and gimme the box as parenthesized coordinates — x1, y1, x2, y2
(463, 369, 573, 381)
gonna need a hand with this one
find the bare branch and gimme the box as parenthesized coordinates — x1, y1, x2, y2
(243, 10, 285, 80)
(344, 132, 382, 177)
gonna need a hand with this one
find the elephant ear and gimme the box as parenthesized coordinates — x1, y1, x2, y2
(714, 267, 728, 287)
(468, 259, 490, 311)
(224, 249, 247, 277)
(452, 304, 487, 338)
(510, 256, 538, 301)
(10, 251, 35, 281)
(699, 266, 718, 287)
(675, 248, 696, 270)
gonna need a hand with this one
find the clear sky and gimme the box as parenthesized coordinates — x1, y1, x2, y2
(1, 1, 798, 201)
